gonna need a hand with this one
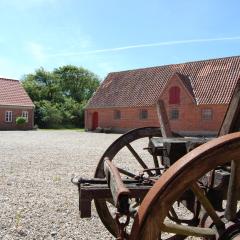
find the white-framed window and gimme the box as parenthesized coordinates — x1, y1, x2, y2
(5, 111, 13, 122)
(22, 111, 29, 122)
(202, 109, 213, 120)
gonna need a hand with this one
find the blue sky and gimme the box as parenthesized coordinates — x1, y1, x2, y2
(0, 0, 240, 80)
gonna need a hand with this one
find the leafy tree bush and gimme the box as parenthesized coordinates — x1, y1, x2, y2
(36, 101, 63, 128)
(54, 65, 100, 102)
(22, 65, 100, 128)
(16, 117, 26, 125)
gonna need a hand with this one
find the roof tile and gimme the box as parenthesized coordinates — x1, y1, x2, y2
(0, 78, 34, 107)
(87, 56, 240, 108)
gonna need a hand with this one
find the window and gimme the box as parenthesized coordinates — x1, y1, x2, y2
(169, 86, 180, 104)
(139, 109, 148, 120)
(22, 111, 29, 122)
(170, 109, 179, 120)
(202, 109, 213, 120)
(5, 111, 12, 122)
(114, 110, 121, 120)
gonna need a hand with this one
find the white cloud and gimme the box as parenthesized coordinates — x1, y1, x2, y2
(47, 36, 240, 57)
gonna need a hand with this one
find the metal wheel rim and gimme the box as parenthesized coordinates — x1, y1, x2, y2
(130, 132, 240, 240)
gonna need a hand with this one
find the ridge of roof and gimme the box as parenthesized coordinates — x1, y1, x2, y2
(108, 55, 240, 75)
(87, 55, 240, 109)
(0, 77, 34, 107)
(0, 77, 19, 82)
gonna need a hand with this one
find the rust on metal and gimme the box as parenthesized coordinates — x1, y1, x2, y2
(104, 159, 131, 214)
(72, 82, 240, 239)
(94, 127, 162, 237)
(74, 177, 150, 218)
(130, 132, 240, 239)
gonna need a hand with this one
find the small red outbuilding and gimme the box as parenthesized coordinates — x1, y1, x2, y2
(0, 78, 34, 130)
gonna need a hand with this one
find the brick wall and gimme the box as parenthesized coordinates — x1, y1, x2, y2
(85, 106, 160, 132)
(85, 103, 227, 135)
(159, 74, 228, 135)
(0, 107, 34, 130)
(85, 74, 228, 135)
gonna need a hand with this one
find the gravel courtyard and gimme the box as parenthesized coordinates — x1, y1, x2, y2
(0, 130, 121, 240)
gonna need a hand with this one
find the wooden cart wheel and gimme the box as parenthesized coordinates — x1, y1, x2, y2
(130, 132, 240, 240)
(94, 127, 163, 237)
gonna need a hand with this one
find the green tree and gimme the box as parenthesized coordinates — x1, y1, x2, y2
(22, 66, 100, 128)
(54, 65, 100, 102)
(36, 101, 63, 128)
(22, 67, 62, 102)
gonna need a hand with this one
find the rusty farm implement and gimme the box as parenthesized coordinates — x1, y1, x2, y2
(72, 81, 240, 239)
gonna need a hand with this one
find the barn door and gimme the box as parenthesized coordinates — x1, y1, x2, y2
(92, 112, 98, 130)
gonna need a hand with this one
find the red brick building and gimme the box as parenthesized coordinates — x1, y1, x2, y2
(0, 78, 34, 130)
(85, 56, 240, 136)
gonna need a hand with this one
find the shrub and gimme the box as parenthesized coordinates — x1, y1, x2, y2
(16, 117, 27, 125)
(37, 100, 63, 128)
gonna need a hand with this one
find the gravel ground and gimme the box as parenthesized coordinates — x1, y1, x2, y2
(0, 130, 121, 240)
(0, 130, 208, 240)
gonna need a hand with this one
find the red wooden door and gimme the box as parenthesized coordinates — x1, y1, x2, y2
(169, 86, 180, 104)
(92, 112, 98, 130)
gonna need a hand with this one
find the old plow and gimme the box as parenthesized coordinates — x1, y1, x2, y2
(72, 81, 240, 239)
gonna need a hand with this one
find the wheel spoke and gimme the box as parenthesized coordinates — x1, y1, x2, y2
(161, 222, 216, 237)
(126, 143, 151, 172)
(117, 167, 137, 178)
(168, 207, 182, 224)
(225, 160, 240, 220)
(106, 198, 114, 205)
(169, 207, 179, 220)
(191, 182, 225, 229)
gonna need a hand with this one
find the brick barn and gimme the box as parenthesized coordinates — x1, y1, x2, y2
(85, 56, 240, 136)
(0, 78, 34, 130)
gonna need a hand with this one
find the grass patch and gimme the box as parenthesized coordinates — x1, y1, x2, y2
(53, 175, 61, 182)
(15, 211, 22, 228)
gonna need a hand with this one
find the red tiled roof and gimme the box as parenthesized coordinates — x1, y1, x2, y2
(0, 78, 34, 107)
(86, 56, 240, 108)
